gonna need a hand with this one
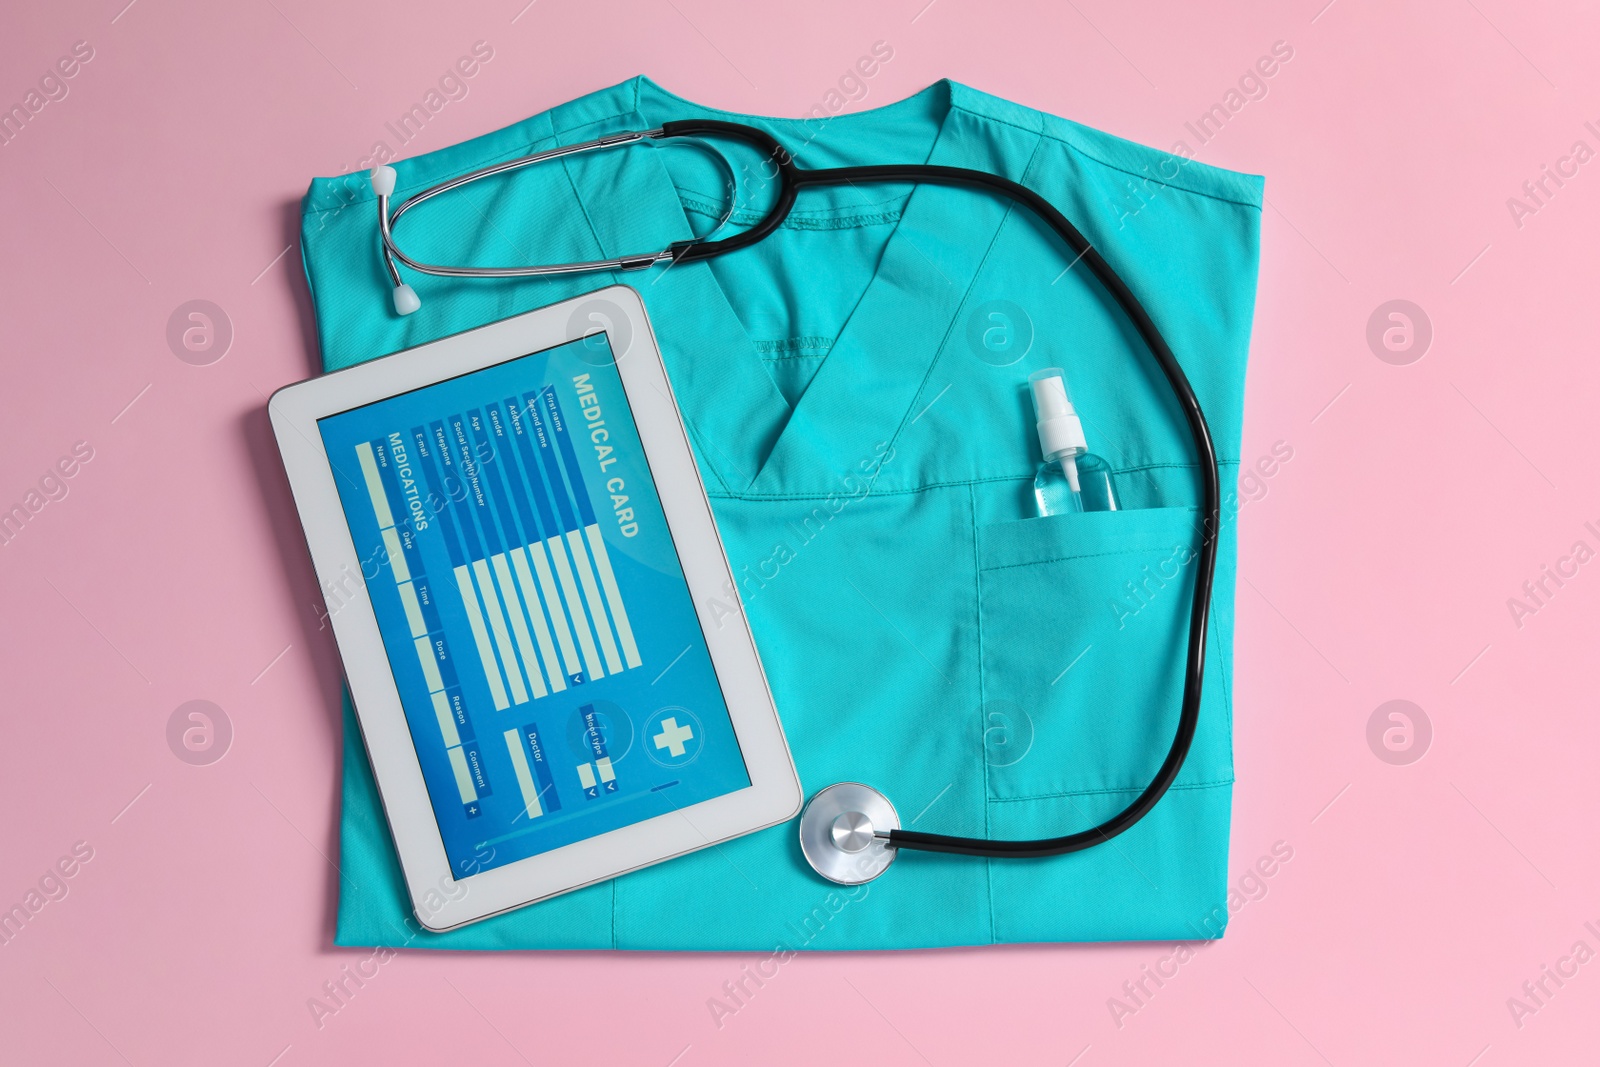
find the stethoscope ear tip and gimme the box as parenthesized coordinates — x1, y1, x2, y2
(370, 165, 398, 198)
(392, 284, 421, 316)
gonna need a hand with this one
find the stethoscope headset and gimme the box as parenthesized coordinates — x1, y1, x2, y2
(369, 120, 1219, 885)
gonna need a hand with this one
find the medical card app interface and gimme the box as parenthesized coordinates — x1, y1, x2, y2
(318, 335, 749, 877)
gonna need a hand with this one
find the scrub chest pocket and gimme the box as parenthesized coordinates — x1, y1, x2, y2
(977, 506, 1236, 804)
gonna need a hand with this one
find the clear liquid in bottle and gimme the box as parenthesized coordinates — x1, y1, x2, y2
(1034, 453, 1118, 516)
(1035, 455, 1083, 515)
(1076, 453, 1119, 512)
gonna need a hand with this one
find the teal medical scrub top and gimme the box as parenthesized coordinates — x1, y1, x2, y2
(299, 76, 1263, 950)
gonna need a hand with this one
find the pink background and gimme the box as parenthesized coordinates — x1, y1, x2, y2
(3, 0, 1598, 1062)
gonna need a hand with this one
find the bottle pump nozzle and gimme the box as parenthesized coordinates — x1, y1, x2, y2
(1028, 369, 1087, 489)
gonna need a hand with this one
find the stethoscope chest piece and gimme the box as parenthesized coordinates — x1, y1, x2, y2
(799, 782, 899, 885)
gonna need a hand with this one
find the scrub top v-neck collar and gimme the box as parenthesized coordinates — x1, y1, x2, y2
(563, 78, 1039, 496)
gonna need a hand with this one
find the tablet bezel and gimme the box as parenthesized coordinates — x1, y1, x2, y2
(269, 285, 800, 932)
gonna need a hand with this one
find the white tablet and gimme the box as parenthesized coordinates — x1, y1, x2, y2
(269, 285, 800, 932)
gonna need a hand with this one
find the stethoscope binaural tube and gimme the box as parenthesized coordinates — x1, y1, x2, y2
(369, 124, 758, 316)
(367, 120, 1219, 870)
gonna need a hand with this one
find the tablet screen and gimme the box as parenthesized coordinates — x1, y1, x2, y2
(317, 333, 750, 878)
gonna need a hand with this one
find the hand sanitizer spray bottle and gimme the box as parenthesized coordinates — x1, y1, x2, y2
(1028, 368, 1118, 515)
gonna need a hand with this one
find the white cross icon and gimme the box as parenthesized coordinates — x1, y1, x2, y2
(652, 717, 694, 758)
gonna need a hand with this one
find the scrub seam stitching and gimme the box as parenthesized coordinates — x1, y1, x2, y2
(1208, 565, 1237, 781)
(978, 543, 1189, 573)
(555, 148, 609, 268)
(304, 114, 564, 213)
(970, 481, 997, 945)
(754, 336, 834, 357)
(949, 101, 1263, 210)
(705, 460, 1238, 501)
(680, 193, 908, 229)
(705, 476, 1054, 501)
(874, 138, 1050, 494)
(570, 105, 745, 498)
(988, 778, 1234, 803)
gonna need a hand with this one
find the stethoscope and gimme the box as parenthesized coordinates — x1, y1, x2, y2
(369, 119, 1220, 885)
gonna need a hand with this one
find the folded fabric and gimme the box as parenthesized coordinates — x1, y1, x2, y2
(298, 75, 1262, 950)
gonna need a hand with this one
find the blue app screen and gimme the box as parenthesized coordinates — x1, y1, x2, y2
(317, 334, 749, 878)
